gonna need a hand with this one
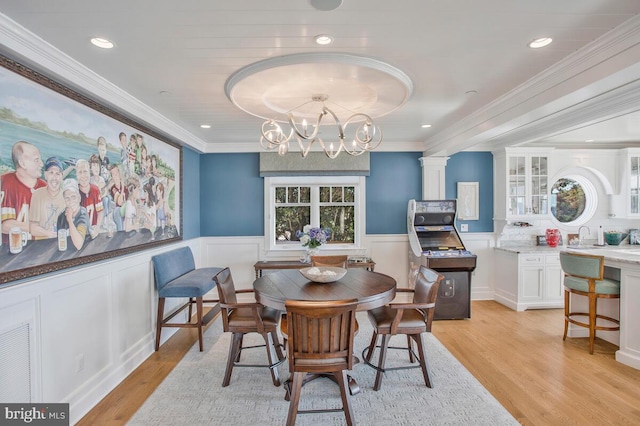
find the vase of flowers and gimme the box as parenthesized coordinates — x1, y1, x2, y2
(297, 225, 329, 263)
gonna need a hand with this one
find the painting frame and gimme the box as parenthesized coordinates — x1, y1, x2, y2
(0, 54, 183, 286)
(457, 181, 479, 220)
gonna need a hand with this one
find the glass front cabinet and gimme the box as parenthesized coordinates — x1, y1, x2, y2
(630, 153, 640, 215)
(619, 148, 640, 217)
(494, 148, 553, 220)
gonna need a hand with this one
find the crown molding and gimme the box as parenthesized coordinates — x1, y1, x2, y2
(424, 14, 640, 156)
(0, 12, 207, 153)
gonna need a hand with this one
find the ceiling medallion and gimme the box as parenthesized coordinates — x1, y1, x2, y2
(225, 53, 413, 158)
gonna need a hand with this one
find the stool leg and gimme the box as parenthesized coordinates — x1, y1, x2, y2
(271, 330, 285, 361)
(223, 333, 242, 386)
(335, 370, 355, 426)
(588, 292, 597, 354)
(365, 332, 378, 362)
(262, 332, 281, 387)
(414, 333, 433, 388)
(563, 289, 569, 341)
(155, 297, 165, 351)
(373, 334, 390, 391)
(407, 335, 415, 363)
(285, 372, 305, 426)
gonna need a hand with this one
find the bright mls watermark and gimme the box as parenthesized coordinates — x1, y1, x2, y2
(0, 404, 68, 425)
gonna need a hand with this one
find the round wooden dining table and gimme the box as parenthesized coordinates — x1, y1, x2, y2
(253, 268, 397, 396)
(253, 268, 397, 312)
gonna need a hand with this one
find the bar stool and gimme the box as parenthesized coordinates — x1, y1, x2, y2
(560, 251, 620, 354)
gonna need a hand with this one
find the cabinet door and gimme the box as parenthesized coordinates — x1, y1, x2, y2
(543, 253, 563, 301)
(508, 156, 527, 216)
(506, 154, 548, 218)
(530, 156, 548, 215)
(630, 156, 640, 214)
(519, 258, 543, 302)
(521, 266, 543, 301)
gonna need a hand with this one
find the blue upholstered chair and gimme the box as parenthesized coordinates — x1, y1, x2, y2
(560, 251, 620, 354)
(152, 247, 221, 352)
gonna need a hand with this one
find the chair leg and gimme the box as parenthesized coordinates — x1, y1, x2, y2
(365, 331, 378, 362)
(270, 330, 285, 361)
(262, 332, 281, 386)
(196, 296, 204, 352)
(234, 334, 244, 362)
(223, 333, 243, 387)
(407, 335, 415, 363)
(588, 292, 598, 354)
(413, 333, 433, 388)
(334, 370, 355, 426)
(563, 289, 569, 341)
(285, 372, 305, 426)
(155, 297, 165, 351)
(188, 297, 193, 322)
(373, 334, 390, 391)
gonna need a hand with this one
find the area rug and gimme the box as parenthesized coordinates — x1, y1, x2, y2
(128, 313, 518, 425)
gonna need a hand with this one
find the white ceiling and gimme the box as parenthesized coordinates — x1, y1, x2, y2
(2, 0, 640, 155)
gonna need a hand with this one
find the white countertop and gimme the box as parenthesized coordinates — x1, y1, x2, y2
(496, 244, 640, 265)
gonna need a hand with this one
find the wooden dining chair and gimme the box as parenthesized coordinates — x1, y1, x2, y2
(310, 255, 348, 268)
(212, 267, 286, 387)
(281, 255, 349, 351)
(560, 251, 620, 354)
(284, 299, 358, 426)
(362, 265, 443, 391)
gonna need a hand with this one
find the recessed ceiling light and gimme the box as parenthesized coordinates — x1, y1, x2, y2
(528, 37, 553, 49)
(314, 34, 333, 45)
(585, 139, 594, 142)
(421, 124, 432, 128)
(200, 124, 211, 129)
(90, 37, 114, 49)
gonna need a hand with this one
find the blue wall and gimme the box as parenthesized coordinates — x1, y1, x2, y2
(182, 146, 201, 239)
(194, 151, 494, 237)
(367, 152, 423, 234)
(445, 151, 494, 232)
(200, 153, 264, 236)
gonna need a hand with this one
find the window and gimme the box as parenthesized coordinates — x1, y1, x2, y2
(265, 176, 365, 252)
(549, 174, 596, 226)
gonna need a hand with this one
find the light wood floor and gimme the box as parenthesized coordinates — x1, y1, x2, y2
(78, 301, 640, 425)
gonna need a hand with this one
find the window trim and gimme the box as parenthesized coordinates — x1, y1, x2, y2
(264, 176, 366, 253)
(549, 173, 597, 228)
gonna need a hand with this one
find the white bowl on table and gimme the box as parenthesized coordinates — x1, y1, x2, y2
(299, 266, 347, 283)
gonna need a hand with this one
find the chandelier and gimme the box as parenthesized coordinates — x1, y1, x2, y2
(260, 94, 382, 158)
(224, 53, 413, 159)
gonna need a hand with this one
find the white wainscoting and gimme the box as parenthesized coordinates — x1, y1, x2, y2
(0, 233, 497, 424)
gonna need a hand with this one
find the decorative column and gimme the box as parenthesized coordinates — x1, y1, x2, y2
(419, 156, 449, 200)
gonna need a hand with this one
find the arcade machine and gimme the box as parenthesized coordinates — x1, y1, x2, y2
(407, 199, 477, 319)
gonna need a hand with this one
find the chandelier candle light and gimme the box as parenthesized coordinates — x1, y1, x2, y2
(260, 94, 382, 159)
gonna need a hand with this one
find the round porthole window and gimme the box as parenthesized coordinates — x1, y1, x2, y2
(550, 175, 596, 226)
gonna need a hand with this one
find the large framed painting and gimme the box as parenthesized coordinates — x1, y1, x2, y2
(0, 55, 182, 285)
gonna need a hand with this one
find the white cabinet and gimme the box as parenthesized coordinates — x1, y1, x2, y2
(626, 150, 640, 216)
(493, 148, 553, 220)
(608, 148, 640, 218)
(494, 250, 563, 311)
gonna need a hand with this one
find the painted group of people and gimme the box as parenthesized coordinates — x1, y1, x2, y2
(1, 135, 171, 252)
